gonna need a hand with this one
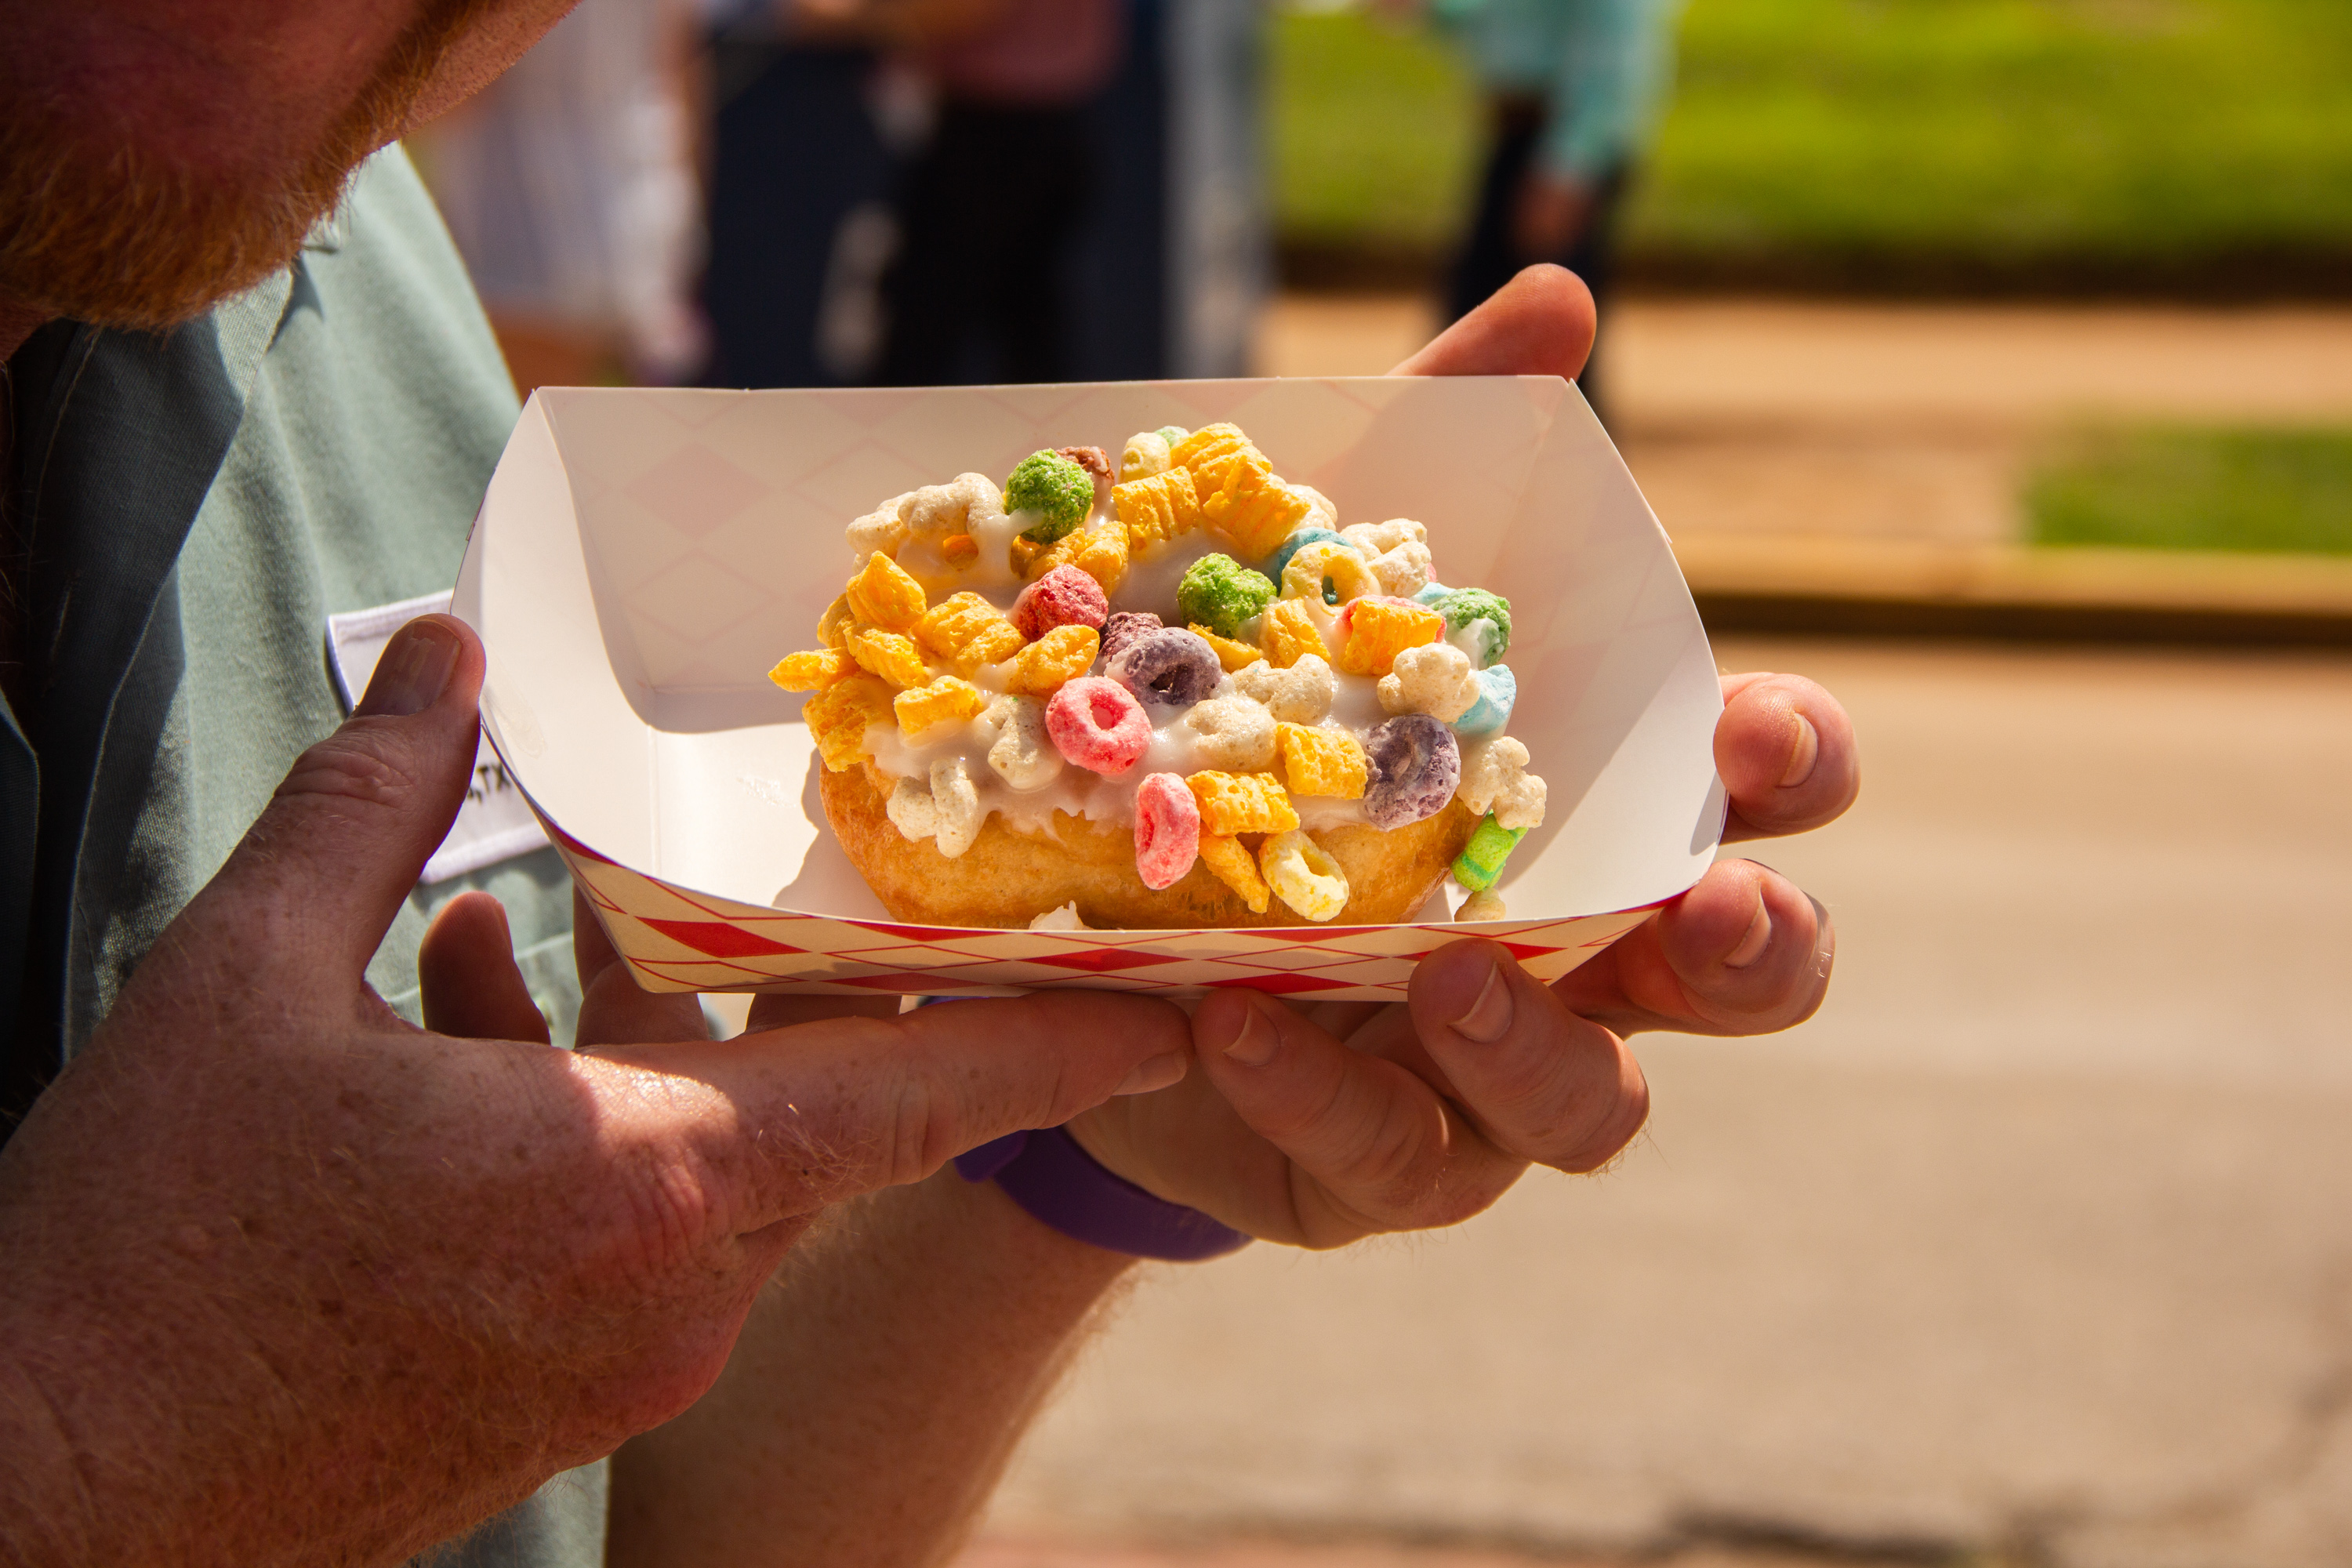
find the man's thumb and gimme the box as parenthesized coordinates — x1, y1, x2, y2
(204, 615, 487, 978)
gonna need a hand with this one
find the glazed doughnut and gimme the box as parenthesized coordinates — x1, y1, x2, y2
(771, 421, 1548, 930)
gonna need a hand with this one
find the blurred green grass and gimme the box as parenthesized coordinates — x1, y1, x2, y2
(1271, 0, 2352, 288)
(2028, 428, 2352, 554)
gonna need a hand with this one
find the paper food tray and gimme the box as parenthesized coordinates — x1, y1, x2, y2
(450, 376, 1725, 1001)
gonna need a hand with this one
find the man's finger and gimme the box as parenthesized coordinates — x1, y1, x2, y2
(1555, 859, 1835, 1038)
(1189, 992, 1524, 1246)
(573, 886, 707, 1047)
(420, 891, 550, 1044)
(1389, 263, 1596, 380)
(1405, 940, 1649, 1174)
(1717, 673, 1860, 842)
(183, 615, 485, 982)
(742, 990, 900, 1035)
(585, 992, 1196, 1225)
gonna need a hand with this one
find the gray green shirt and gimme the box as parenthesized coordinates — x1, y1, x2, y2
(1432, 0, 1679, 180)
(2, 147, 600, 1566)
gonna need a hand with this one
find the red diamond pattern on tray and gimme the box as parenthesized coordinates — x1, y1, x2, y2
(547, 799, 1646, 1002)
(621, 442, 769, 538)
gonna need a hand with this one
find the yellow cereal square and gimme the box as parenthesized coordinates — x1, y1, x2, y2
(1187, 622, 1262, 673)
(847, 626, 930, 689)
(1114, 466, 1201, 550)
(893, 675, 986, 742)
(1185, 771, 1300, 837)
(1214, 478, 1313, 560)
(817, 593, 858, 649)
(1170, 423, 1252, 479)
(916, 591, 1025, 670)
(1197, 833, 1271, 914)
(803, 675, 894, 771)
(1275, 722, 1367, 798)
(846, 550, 927, 630)
(768, 648, 854, 691)
(1007, 623, 1099, 696)
(1031, 518, 1131, 595)
(1258, 597, 1327, 668)
(1336, 598, 1443, 677)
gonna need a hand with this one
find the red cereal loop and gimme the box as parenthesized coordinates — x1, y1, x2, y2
(1045, 677, 1150, 776)
(1133, 772, 1200, 890)
(1011, 564, 1111, 641)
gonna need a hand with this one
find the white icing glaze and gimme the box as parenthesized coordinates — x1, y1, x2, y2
(819, 441, 1537, 857)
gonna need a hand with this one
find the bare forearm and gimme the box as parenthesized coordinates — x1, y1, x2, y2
(606, 1169, 1135, 1567)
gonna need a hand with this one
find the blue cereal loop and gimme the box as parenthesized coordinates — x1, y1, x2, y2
(1451, 663, 1515, 737)
(1264, 527, 1349, 581)
(1413, 581, 1452, 607)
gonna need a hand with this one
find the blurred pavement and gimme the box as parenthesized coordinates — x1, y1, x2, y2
(969, 636, 2352, 1568)
(1257, 296, 2352, 551)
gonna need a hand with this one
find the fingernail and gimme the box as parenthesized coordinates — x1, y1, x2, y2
(1725, 902, 1773, 968)
(1779, 713, 1819, 788)
(1450, 960, 1514, 1043)
(1116, 1051, 1187, 1096)
(358, 619, 461, 718)
(1221, 1007, 1279, 1068)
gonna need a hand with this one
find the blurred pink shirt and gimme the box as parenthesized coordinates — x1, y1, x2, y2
(918, 0, 1123, 107)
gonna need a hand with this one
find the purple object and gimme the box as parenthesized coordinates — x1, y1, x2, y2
(955, 1127, 1253, 1261)
(1363, 713, 1461, 828)
(1105, 626, 1222, 712)
(1098, 610, 1163, 666)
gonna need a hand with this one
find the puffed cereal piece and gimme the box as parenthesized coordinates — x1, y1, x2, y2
(894, 673, 985, 742)
(1183, 694, 1278, 773)
(1231, 654, 1335, 724)
(1456, 736, 1548, 830)
(1185, 771, 1299, 837)
(768, 647, 854, 691)
(1257, 597, 1330, 669)
(1120, 430, 1173, 481)
(1113, 465, 1202, 549)
(817, 593, 858, 650)
(1027, 517, 1130, 595)
(903, 473, 1004, 539)
(885, 774, 937, 840)
(804, 675, 894, 771)
(1377, 642, 1480, 722)
(1274, 722, 1367, 799)
(930, 756, 983, 857)
(1292, 485, 1340, 532)
(1196, 833, 1271, 914)
(982, 694, 1063, 791)
(1335, 597, 1443, 677)
(1259, 829, 1348, 923)
(1188, 623, 1263, 673)
(1456, 887, 1507, 921)
(916, 591, 1025, 670)
(1004, 451, 1095, 544)
(846, 550, 927, 631)
(1279, 540, 1377, 607)
(1342, 518, 1435, 598)
(846, 626, 930, 689)
(1007, 623, 1100, 697)
(847, 492, 915, 561)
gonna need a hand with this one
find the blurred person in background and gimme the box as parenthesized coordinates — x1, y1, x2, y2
(411, 0, 710, 394)
(873, 0, 1126, 383)
(1425, 0, 1679, 423)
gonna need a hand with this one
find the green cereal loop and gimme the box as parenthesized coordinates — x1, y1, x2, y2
(1437, 586, 1513, 665)
(1452, 813, 1527, 892)
(1004, 451, 1094, 543)
(1176, 552, 1278, 638)
(1155, 426, 1189, 446)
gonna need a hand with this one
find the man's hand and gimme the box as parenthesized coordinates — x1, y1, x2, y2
(0, 615, 1191, 1568)
(1067, 265, 1858, 1247)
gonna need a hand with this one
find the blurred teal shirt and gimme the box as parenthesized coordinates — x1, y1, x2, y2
(1432, 0, 1679, 180)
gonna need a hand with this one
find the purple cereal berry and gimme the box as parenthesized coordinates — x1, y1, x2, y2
(1098, 610, 1163, 667)
(1364, 713, 1461, 829)
(1106, 627, 1223, 713)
